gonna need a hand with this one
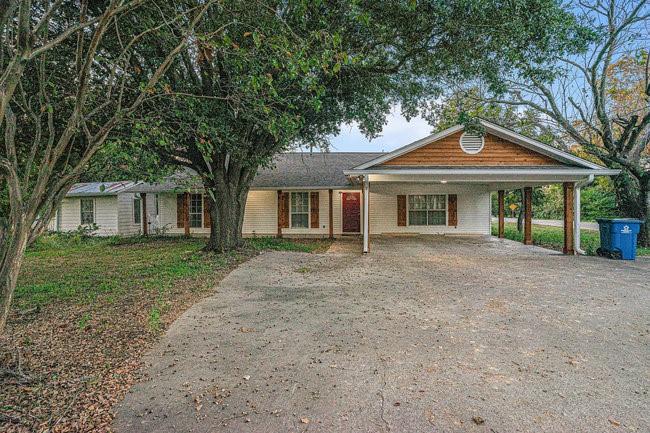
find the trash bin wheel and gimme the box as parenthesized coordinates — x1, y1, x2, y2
(596, 247, 605, 257)
(611, 250, 622, 260)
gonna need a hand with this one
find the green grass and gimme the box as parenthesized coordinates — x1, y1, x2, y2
(491, 222, 649, 256)
(16, 234, 331, 310)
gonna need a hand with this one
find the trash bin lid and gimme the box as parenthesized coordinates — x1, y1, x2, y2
(596, 218, 644, 224)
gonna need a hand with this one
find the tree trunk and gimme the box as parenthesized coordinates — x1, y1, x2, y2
(0, 225, 29, 334)
(203, 173, 252, 253)
(641, 177, 650, 248)
(614, 171, 649, 247)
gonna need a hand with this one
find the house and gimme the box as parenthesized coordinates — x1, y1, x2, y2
(48, 181, 139, 236)
(53, 120, 617, 253)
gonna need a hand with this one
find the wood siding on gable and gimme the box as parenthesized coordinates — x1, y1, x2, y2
(380, 131, 561, 166)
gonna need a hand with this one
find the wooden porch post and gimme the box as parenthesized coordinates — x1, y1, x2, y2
(277, 190, 283, 238)
(497, 190, 505, 238)
(563, 182, 575, 255)
(362, 175, 369, 253)
(523, 187, 533, 245)
(142, 193, 148, 236)
(183, 192, 190, 237)
(328, 189, 334, 239)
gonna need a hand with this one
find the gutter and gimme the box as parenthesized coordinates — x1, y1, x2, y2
(574, 175, 595, 255)
(343, 168, 621, 176)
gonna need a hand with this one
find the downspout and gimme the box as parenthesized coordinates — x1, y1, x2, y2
(574, 175, 594, 255)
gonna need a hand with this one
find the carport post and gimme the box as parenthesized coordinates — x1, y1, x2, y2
(362, 175, 369, 253)
(497, 190, 505, 238)
(523, 187, 533, 245)
(563, 182, 575, 255)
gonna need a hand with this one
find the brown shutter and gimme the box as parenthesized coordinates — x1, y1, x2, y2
(278, 191, 290, 228)
(176, 194, 185, 228)
(397, 195, 407, 227)
(448, 194, 457, 227)
(310, 191, 319, 228)
(203, 195, 211, 228)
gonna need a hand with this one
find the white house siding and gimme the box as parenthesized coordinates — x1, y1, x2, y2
(243, 189, 347, 237)
(242, 190, 278, 236)
(54, 196, 119, 236)
(368, 183, 491, 235)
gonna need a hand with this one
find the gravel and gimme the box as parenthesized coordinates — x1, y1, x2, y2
(114, 236, 650, 433)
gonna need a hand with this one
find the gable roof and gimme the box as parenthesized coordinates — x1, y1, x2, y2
(352, 119, 604, 170)
(66, 181, 135, 196)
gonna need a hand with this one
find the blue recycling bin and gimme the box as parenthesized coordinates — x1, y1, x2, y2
(596, 218, 643, 260)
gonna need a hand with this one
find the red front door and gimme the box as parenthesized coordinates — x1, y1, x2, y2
(342, 192, 361, 233)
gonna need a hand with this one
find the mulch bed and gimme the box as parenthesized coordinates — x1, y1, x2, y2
(0, 251, 255, 433)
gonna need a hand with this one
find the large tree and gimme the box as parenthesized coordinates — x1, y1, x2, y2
(481, 0, 650, 245)
(126, 0, 591, 252)
(0, 0, 214, 333)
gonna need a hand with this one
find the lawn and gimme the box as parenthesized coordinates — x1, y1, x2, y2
(491, 222, 650, 256)
(1, 234, 331, 432)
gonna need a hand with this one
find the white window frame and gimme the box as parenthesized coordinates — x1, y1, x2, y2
(80, 198, 95, 225)
(133, 194, 142, 224)
(189, 193, 203, 228)
(289, 191, 310, 229)
(407, 194, 448, 226)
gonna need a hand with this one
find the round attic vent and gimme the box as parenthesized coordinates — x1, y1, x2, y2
(459, 132, 484, 154)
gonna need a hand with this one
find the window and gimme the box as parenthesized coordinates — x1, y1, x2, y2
(408, 194, 446, 226)
(133, 195, 142, 224)
(459, 132, 484, 154)
(290, 192, 309, 228)
(80, 198, 95, 225)
(189, 193, 203, 228)
(154, 194, 159, 216)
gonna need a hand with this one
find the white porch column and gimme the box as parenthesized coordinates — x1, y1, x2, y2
(574, 184, 582, 253)
(362, 174, 369, 254)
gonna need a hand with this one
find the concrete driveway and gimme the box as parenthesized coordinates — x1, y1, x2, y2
(114, 236, 650, 433)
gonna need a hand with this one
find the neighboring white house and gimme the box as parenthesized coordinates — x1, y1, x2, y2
(49, 181, 145, 236)
(52, 120, 618, 254)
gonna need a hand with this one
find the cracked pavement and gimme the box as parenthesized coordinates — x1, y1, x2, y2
(114, 236, 650, 432)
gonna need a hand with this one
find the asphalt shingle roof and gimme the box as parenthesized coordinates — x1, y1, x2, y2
(118, 152, 382, 193)
(252, 152, 381, 188)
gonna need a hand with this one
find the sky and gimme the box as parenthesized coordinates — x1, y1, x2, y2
(328, 108, 433, 153)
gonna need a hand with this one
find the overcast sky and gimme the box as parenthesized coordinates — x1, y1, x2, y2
(328, 108, 433, 153)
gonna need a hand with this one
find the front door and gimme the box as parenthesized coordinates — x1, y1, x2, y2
(342, 192, 361, 233)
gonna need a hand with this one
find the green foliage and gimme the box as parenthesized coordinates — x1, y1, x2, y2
(17, 234, 329, 308)
(492, 222, 602, 255)
(246, 237, 331, 253)
(491, 180, 619, 222)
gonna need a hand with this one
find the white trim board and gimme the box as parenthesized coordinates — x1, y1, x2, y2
(352, 119, 605, 170)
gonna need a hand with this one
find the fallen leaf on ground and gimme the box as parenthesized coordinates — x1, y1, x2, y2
(472, 416, 485, 425)
(608, 417, 621, 427)
(300, 417, 310, 424)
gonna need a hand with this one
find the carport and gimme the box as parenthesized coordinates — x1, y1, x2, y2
(343, 120, 619, 254)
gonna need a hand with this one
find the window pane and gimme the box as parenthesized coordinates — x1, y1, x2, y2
(409, 195, 427, 210)
(80, 199, 94, 224)
(429, 195, 446, 210)
(291, 192, 308, 213)
(292, 213, 308, 228)
(189, 193, 203, 228)
(409, 210, 427, 225)
(428, 210, 446, 225)
(133, 197, 141, 224)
